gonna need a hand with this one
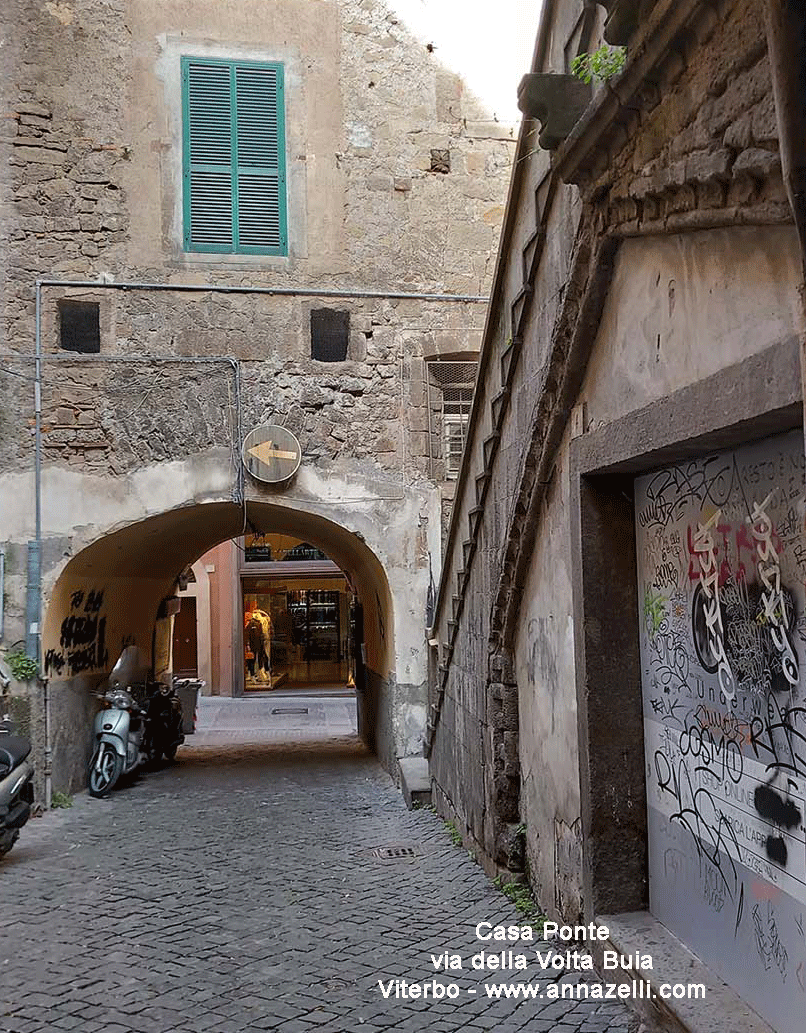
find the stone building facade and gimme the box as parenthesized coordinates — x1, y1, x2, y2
(427, 2, 806, 1032)
(0, 0, 516, 792)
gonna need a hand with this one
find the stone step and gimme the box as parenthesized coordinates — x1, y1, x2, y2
(397, 755, 431, 810)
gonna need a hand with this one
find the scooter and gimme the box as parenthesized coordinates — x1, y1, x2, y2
(0, 720, 35, 857)
(88, 647, 149, 798)
(144, 682, 185, 763)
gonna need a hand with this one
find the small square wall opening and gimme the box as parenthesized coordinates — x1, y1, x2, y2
(311, 309, 349, 362)
(59, 300, 100, 353)
(430, 149, 450, 174)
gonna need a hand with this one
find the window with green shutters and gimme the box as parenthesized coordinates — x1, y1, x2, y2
(181, 57, 288, 255)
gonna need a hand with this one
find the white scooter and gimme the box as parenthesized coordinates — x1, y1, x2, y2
(88, 647, 149, 798)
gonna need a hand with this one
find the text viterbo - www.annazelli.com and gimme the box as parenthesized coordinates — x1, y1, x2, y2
(377, 978, 706, 1001)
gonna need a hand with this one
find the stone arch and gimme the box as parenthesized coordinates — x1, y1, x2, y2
(41, 498, 404, 792)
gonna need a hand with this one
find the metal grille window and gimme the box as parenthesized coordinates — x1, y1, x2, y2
(181, 57, 288, 255)
(425, 360, 477, 480)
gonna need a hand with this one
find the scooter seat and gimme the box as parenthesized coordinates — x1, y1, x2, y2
(0, 735, 31, 775)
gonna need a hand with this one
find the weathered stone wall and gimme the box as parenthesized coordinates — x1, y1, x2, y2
(428, 0, 804, 929)
(429, 170, 583, 875)
(574, 0, 789, 232)
(0, 0, 514, 790)
(1, 0, 130, 351)
(1, 0, 511, 476)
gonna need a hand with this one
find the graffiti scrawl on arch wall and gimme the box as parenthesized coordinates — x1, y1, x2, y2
(635, 429, 806, 1033)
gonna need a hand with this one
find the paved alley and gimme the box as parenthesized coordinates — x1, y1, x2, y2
(0, 711, 636, 1033)
(192, 692, 358, 747)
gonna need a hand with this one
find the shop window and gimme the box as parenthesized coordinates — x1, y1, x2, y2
(181, 56, 288, 255)
(311, 309, 349, 362)
(59, 300, 100, 353)
(243, 579, 351, 690)
(244, 533, 273, 562)
(283, 542, 327, 561)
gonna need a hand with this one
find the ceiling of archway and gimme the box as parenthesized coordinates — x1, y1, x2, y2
(64, 500, 388, 593)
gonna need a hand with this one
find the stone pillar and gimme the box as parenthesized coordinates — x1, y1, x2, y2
(486, 649, 524, 873)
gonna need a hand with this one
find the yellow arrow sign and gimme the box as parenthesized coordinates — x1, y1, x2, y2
(247, 441, 299, 465)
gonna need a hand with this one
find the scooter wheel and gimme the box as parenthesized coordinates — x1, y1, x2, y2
(88, 743, 123, 797)
(0, 829, 19, 857)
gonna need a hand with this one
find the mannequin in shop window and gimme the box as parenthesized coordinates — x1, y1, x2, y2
(245, 598, 272, 685)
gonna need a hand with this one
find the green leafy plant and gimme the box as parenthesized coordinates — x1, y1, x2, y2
(444, 819, 463, 848)
(51, 791, 73, 809)
(5, 650, 38, 682)
(571, 45, 626, 84)
(494, 875, 546, 932)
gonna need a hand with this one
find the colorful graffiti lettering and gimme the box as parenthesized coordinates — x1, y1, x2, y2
(636, 431, 805, 1033)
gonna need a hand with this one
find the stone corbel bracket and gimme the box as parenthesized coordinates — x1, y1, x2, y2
(600, 0, 660, 46)
(517, 73, 592, 151)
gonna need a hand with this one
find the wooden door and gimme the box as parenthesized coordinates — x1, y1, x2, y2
(173, 597, 198, 677)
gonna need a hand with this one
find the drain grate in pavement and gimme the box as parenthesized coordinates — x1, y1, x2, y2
(371, 845, 418, 859)
(271, 707, 309, 715)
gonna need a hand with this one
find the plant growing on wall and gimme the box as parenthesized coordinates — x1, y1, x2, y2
(571, 45, 626, 84)
(4, 650, 38, 682)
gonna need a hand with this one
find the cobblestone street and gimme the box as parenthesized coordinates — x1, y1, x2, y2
(0, 703, 636, 1033)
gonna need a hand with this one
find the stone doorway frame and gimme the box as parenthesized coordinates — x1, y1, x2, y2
(568, 336, 803, 921)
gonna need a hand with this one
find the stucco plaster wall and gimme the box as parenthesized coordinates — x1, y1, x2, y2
(509, 223, 805, 920)
(578, 226, 805, 430)
(512, 421, 581, 920)
(42, 570, 177, 794)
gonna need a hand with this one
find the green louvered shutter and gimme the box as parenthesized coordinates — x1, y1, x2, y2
(181, 58, 287, 255)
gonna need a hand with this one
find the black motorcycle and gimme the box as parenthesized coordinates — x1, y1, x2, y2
(0, 720, 35, 857)
(144, 683, 185, 763)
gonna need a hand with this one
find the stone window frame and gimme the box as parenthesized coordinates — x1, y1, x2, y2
(568, 337, 802, 921)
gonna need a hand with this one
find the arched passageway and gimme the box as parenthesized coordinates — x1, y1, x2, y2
(41, 500, 399, 792)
